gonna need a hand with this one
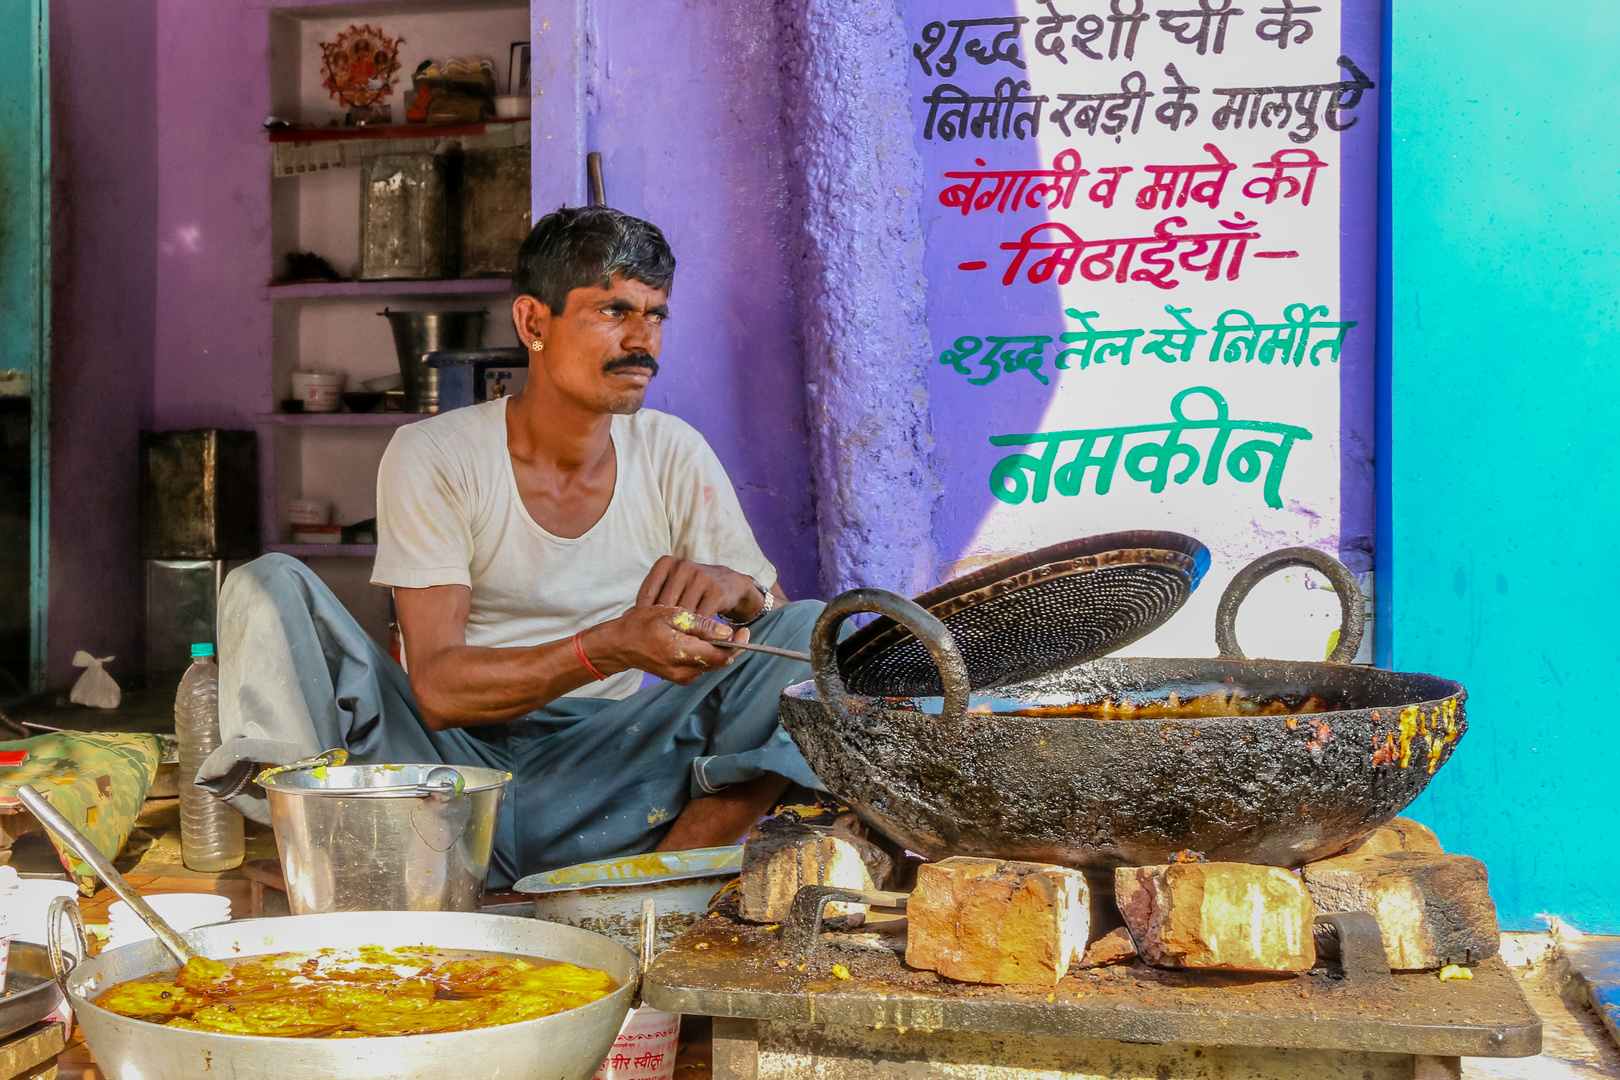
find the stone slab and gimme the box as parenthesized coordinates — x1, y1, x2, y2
(644, 910, 1543, 1058)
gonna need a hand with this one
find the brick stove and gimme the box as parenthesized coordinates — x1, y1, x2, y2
(644, 887, 1542, 1080)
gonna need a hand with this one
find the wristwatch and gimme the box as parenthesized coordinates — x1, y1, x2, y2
(733, 576, 775, 627)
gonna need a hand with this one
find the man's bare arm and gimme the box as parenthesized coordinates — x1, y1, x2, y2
(396, 584, 748, 731)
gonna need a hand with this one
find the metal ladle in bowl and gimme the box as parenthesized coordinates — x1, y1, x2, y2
(14, 784, 199, 965)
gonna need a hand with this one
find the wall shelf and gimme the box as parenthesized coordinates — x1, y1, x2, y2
(257, 0, 528, 645)
(267, 118, 525, 144)
(257, 412, 427, 426)
(258, 0, 527, 17)
(265, 543, 378, 558)
(264, 278, 510, 300)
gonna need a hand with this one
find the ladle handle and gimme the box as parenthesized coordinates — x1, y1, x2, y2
(15, 784, 199, 965)
(1215, 547, 1366, 664)
(812, 588, 971, 725)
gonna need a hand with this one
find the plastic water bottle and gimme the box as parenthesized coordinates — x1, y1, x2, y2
(175, 643, 243, 872)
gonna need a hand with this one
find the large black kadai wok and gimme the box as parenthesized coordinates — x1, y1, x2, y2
(779, 533, 1467, 872)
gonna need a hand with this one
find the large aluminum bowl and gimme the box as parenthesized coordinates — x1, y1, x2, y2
(54, 910, 636, 1080)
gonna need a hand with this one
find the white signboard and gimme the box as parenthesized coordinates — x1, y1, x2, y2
(906, 0, 1381, 659)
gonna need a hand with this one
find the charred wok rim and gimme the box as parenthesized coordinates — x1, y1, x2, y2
(779, 674, 1469, 866)
(788, 548, 1469, 870)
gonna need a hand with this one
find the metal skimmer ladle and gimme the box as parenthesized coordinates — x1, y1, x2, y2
(709, 640, 811, 663)
(15, 784, 200, 965)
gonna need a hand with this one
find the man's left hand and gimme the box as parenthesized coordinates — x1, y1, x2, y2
(635, 556, 761, 622)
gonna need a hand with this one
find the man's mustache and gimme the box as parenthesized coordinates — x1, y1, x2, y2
(603, 355, 659, 377)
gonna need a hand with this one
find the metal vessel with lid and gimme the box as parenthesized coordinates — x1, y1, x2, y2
(780, 534, 1465, 872)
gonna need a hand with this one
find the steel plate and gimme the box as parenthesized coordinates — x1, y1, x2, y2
(1, 941, 66, 1041)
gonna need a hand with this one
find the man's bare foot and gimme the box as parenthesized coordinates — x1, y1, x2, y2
(655, 772, 792, 850)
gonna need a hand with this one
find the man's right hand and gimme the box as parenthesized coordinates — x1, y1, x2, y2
(579, 605, 751, 686)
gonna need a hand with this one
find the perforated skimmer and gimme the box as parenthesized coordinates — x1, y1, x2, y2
(834, 531, 1210, 696)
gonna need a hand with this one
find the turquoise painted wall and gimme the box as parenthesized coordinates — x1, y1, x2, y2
(1388, 1, 1620, 931)
(0, 0, 49, 690)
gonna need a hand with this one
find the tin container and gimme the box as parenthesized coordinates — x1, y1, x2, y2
(139, 429, 259, 560)
(145, 558, 248, 692)
(260, 762, 511, 914)
(425, 346, 528, 411)
(460, 146, 531, 277)
(360, 153, 454, 280)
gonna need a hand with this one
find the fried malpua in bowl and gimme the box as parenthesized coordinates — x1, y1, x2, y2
(94, 947, 616, 1038)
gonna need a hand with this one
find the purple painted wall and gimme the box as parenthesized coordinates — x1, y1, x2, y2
(777, 0, 940, 599)
(532, 0, 819, 597)
(152, 0, 271, 432)
(44, 0, 818, 684)
(46, 0, 159, 686)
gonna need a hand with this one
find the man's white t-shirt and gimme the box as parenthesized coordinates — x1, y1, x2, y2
(371, 397, 777, 701)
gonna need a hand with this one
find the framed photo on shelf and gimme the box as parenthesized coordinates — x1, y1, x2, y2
(509, 42, 530, 96)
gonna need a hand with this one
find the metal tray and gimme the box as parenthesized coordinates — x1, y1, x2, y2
(1, 941, 67, 1040)
(514, 846, 743, 953)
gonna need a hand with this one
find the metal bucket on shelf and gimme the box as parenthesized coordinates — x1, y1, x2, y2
(258, 756, 510, 914)
(380, 308, 486, 413)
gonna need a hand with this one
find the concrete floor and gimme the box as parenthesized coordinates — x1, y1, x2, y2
(1463, 935, 1620, 1080)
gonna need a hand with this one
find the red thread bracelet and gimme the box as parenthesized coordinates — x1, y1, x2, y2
(573, 630, 608, 681)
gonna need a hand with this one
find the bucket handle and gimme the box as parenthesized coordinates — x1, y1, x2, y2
(1214, 547, 1366, 663)
(46, 893, 86, 995)
(255, 748, 349, 787)
(258, 752, 467, 800)
(812, 588, 971, 726)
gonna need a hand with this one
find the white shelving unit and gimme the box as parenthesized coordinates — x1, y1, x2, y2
(261, 0, 529, 642)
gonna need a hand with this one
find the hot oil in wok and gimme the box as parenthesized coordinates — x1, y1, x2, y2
(94, 946, 616, 1037)
(1006, 690, 1343, 719)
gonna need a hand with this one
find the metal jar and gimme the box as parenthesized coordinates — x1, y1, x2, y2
(460, 146, 532, 277)
(260, 763, 510, 914)
(359, 152, 453, 280)
(379, 308, 487, 413)
(49, 907, 636, 1080)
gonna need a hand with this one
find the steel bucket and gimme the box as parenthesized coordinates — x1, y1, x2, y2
(379, 308, 487, 412)
(49, 907, 636, 1080)
(260, 762, 510, 914)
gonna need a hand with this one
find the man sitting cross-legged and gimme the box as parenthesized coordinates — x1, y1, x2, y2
(201, 206, 822, 887)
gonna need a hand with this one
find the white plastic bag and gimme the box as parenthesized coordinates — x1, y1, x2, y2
(69, 651, 121, 709)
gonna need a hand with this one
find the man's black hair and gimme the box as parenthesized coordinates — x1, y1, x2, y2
(511, 205, 676, 315)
